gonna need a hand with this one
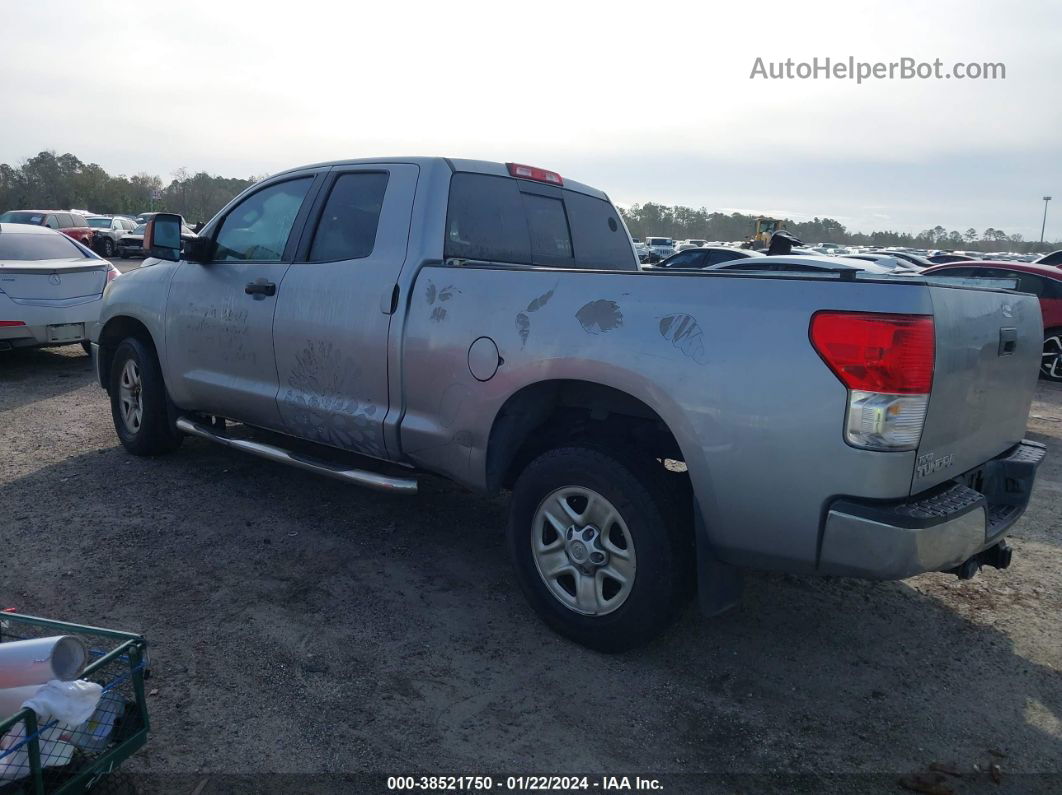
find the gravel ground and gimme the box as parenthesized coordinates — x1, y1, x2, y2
(1, 345, 1060, 794)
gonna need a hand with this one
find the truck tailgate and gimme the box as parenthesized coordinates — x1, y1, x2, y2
(912, 285, 1042, 493)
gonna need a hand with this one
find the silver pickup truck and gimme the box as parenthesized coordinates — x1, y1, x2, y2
(92, 157, 1046, 651)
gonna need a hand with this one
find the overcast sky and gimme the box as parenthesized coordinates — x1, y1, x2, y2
(2, 0, 1060, 238)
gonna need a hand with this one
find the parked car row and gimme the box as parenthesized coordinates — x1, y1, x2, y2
(639, 233, 1062, 383)
(0, 208, 198, 260)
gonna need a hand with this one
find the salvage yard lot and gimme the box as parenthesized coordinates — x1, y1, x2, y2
(1, 344, 1060, 792)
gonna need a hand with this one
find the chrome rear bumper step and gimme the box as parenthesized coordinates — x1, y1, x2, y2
(175, 417, 418, 495)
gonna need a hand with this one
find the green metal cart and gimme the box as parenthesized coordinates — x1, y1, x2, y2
(0, 612, 149, 794)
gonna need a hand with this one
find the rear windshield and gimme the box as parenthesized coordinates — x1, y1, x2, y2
(444, 173, 636, 270)
(0, 211, 45, 225)
(0, 232, 91, 260)
(646, 238, 671, 246)
(87, 217, 112, 228)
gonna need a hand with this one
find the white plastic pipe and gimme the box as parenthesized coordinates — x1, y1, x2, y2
(0, 636, 88, 689)
(0, 684, 42, 718)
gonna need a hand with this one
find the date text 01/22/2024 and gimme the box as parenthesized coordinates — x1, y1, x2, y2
(386, 776, 664, 791)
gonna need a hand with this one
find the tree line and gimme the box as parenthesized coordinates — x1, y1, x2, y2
(620, 202, 1059, 253)
(0, 151, 1056, 252)
(0, 151, 257, 226)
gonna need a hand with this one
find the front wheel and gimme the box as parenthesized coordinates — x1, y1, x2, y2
(1042, 329, 1062, 382)
(100, 237, 115, 258)
(508, 446, 692, 652)
(109, 337, 182, 456)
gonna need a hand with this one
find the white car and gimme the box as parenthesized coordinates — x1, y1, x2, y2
(674, 239, 708, 252)
(0, 223, 120, 354)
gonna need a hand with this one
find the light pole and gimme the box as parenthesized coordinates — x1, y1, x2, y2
(1042, 196, 1052, 245)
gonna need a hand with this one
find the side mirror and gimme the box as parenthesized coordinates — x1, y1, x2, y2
(181, 236, 213, 263)
(144, 213, 182, 262)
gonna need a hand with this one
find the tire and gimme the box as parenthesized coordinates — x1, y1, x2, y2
(109, 337, 182, 456)
(508, 445, 693, 652)
(101, 237, 115, 258)
(1042, 328, 1062, 382)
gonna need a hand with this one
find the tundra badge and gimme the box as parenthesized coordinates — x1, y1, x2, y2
(916, 452, 955, 478)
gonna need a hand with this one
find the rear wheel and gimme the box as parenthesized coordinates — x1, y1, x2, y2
(508, 445, 692, 652)
(109, 337, 182, 455)
(1042, 329, 1062, 382)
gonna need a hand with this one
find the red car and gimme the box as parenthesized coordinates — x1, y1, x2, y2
(923, 260, 1062, 381)
(0, 209, 95, 247)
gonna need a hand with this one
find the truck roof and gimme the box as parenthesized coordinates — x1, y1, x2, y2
(266, 156, 610, 201)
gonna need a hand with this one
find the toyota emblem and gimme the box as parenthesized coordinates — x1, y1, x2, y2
(48, 274, 61, 286)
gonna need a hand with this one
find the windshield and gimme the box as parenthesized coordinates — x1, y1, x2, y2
(0, 211, 46, 225)
(130, 225, 146, 234)
(0, 232, 90, 260)
(87, 217, 112, 228)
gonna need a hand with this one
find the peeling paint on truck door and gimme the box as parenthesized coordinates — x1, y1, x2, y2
(271, 164, 419, 460)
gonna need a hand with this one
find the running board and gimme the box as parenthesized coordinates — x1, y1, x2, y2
(175, 417, 418, 494)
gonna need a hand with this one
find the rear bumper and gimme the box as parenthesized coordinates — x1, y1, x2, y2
(818, 439, 1046, 579)
(0, 294, 102, 350)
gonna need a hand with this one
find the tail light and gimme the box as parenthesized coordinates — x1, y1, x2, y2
(506, 162, 563, 186)
(810, 311, 935, 450)
(0, 321, 26, 327)
(107, 265, 120, 282)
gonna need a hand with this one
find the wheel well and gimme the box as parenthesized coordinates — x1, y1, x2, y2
(486, 380, 685, 492)
(97, 316, 157, 392)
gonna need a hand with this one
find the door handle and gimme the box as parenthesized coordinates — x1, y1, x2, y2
(245, 280, 276, 298)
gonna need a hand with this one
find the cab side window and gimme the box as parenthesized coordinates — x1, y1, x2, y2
(307, 172, 389, 262)
(1014, 273, 1045, 296)
(214, 178, 313, 262)
(43, 215, 60, 229)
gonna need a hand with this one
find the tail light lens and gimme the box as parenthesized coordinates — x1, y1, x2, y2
(107, 265, 120, 282)
(810, 311, 935, 451)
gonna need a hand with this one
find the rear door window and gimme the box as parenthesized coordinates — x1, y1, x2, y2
(307, 172, 389, 262)
(445, 173, 530, 264)
(0, 232, 88, 260)
(703, 250, 743, 267)
(662, 251, 703, 269)
(56, 213, 74, 228)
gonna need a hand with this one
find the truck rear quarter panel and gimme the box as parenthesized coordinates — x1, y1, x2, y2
(399, 267, 935, 572)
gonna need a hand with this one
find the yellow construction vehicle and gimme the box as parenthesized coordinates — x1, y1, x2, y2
(747, 216, 784, 248)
